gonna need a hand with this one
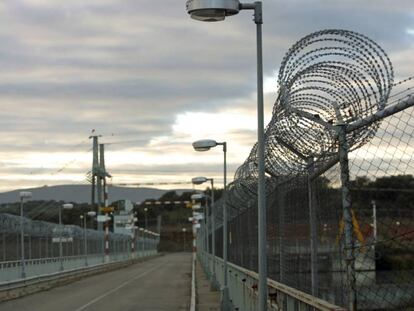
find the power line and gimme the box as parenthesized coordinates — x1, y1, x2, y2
(109, 181, 193, 187)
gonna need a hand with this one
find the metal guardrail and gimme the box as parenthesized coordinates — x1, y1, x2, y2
(201, 253, 346, 311)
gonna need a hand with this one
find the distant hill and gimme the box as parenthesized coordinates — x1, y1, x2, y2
(0, 184, 191, 204)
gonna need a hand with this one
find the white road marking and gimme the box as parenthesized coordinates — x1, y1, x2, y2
(74, 264, 161, 311)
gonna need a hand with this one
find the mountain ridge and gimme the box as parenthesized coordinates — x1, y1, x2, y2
(0, 184, 192, 204)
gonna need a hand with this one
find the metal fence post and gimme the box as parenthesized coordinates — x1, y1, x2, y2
(2, 233, 5, 261)
(338, 124, 357, 311)
(20, 198, 26, 278)
(210, 179, 218, 289)
(205, 198, 210, 277)
(277, 188, 285, 284)
(307, 157, 319, 297)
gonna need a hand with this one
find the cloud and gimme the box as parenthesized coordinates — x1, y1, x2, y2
(0, 0, 412, 191)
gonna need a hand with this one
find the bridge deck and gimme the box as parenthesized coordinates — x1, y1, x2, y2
(0, 253, 192, 311)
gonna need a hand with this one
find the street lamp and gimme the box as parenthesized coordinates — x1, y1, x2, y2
(19, 191, 32, 278)
(192, 176, 218, 289)
(187, 1, 267, 310)
(192, 139, 229, 309)
(182, 228, 187, 252)
(144, 229, 149, 256)
(59, 203, 73, 271)
(144, 207, 148, 230)
(186, 0, 239, 22)
(81, 211, 96, 266)
(139, 227, 145, 256)
(191, 193, 204, 200)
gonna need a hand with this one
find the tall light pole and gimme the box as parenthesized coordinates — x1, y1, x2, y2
(187, 2, 267, 310)
(131, 212, 138, 258)
(192, 139, 229, 310)
(81, 211, 96, 266)
(139, 227, 144, 256)
(59, 203, 73, 271)
(144, 229, 149, 256)
(144, 207, 148, 230)
(182, 227, 187, 251)
(192, 176, 218, 289)
(19, 191, 32, 279)
(80, 214, 85, 264)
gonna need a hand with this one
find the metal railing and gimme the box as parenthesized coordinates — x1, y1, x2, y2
(198, 253, 345, 311)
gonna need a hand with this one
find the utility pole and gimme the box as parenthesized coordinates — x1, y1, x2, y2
(99, 143, 111, 261)
(89, 134, 101, 230)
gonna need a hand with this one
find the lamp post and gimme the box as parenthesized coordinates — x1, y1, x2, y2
(192, 176, 218, 289)
(59, 203, 73, 271)
(19, 191, 32, 279)
(131, 213, 138, 258)
(81, 211, 96, 266)
(80, 214, 85, 263)
(187, 1, 267, 309)
(139, 227, 145, 256)
(182, 227, 187, 251)
(192, 139, 229, 309)
(143, 207, 149, 232)
(144, 229, 149, 256)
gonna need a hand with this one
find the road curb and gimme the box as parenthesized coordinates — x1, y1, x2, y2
(190, 253, 196, 311)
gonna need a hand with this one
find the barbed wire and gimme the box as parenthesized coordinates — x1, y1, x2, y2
(230, 29, 396, 207)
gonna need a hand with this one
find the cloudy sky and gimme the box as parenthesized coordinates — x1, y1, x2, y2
(0, 0, 413, 192)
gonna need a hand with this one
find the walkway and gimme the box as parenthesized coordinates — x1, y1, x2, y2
(0, 253, 192, 311)
(196, 260, 220, 311)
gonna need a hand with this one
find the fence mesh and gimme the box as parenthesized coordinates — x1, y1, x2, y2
(0, 213, 157, 263)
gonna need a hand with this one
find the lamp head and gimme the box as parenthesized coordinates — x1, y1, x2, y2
(192, 176, 208, 185)
(87, 211, 96, 217)
(20, 191, 32, 199)
(192, 139, 218, 151)
(63, 203, 74, 210)
(191, 193, 204, 200)
(186, 0, 240, 22)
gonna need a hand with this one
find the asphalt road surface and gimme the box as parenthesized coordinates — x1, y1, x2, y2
(0, 253, 192, 311)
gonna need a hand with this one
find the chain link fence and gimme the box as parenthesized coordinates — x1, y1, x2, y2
(205, 29, 414, 310)
(0, 213, 159, 282)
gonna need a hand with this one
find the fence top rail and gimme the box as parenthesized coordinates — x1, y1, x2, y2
(0, 254, 105, 266)
(213, 255, 347, 311)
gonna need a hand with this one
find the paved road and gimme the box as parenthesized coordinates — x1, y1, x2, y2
(0, 253, 192, 311)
